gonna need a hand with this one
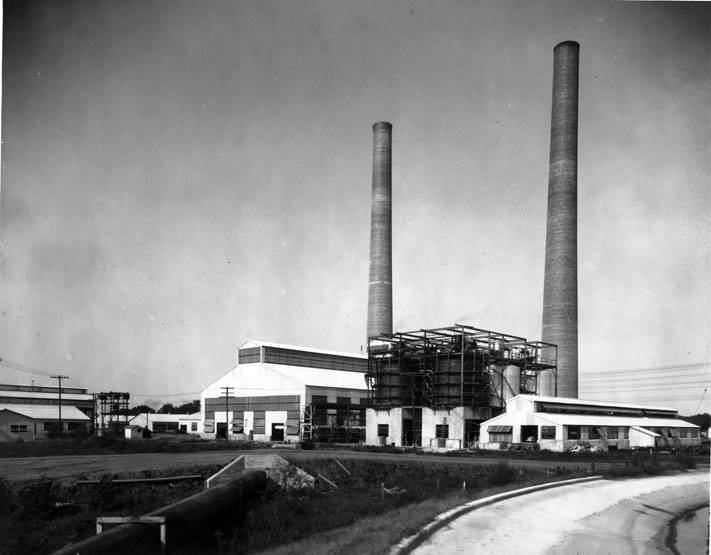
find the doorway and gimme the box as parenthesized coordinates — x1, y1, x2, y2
(271, 423, 285, 441)
(521, 425, 538, 442)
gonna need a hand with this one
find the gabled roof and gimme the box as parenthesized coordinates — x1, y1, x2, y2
(239, 339, 367, 360)
(0, 404, 90, 421)
(260, 363, 368, 390)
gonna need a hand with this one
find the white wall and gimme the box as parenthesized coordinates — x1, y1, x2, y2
(366, 408, 402, 446)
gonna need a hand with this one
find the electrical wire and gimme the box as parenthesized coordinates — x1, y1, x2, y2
(0, 358, 56, 377)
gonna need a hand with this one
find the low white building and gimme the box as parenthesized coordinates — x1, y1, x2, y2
(200, 340, 369, 442)
(0, 404, 91, 441)
(128, 412, 202, 435)
(480, 395, 701, 451)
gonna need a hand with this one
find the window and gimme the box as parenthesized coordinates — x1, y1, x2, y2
(263, 346, 367, 372)
(10, 424, 28, 433)
(588, 427, 601, 440)
(623, 427, 629, 439)
(607, 427, 619, 440)
(191, 422, 198, 432)
(336, 397, 350, 426)
(489, 432, 512, 443)
(377, 424, 389, 438)
(541, 426, 556, 440)
(238, 347, 261, 364)
(435, 425, 449, 439)
(689, 429, 699, 438)
(311, 395, 328, 426)
(567, 426, 581, 440)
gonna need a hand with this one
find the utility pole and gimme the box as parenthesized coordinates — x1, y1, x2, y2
(51, 375, 70, 435)
(220, 386, 234, 440)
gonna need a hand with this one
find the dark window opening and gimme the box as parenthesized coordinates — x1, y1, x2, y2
(377, 424, 389, 437)
(540, 426, 556, 440)
(567, 426, 581, 440)
(311, 395, 328, 426)
(435, 424, 449, 439)
(521, 425, 538, 442)
(238, 347, 261, 364)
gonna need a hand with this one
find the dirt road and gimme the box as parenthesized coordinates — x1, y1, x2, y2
(414, 470, 709, 554)
(0, 448, 612, 484)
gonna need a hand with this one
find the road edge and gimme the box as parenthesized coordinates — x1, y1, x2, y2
(390, 475, 604, 554)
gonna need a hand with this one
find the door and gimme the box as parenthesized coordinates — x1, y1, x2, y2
(271, 423, 285, 441)
(521, 425, 538, 442)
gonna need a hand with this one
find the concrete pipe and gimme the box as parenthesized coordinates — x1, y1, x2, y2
(52, 470, 267, 555)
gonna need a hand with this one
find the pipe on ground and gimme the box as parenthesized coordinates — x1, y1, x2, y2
(52, 470, 267, 555)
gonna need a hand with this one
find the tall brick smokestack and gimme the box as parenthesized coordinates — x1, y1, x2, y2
(367, 122, 393, 339)
(541, 41, 579, 398)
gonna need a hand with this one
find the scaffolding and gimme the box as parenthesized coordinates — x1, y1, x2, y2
(366, 324, 557, 411)
(96, 391, 130, 435)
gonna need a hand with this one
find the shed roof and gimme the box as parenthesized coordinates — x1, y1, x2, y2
(0, 404, 90, 421)
(511, 394, 678, 413)
(0, 390, 93, 401)
(239, 339, 367, 360)
(529, 413, 698, 429)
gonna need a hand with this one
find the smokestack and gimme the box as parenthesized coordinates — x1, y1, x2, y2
(541, 41, 579, 398)
(367, 122, 393, 339)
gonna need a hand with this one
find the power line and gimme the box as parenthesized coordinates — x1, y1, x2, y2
(0, 358, 56, 377)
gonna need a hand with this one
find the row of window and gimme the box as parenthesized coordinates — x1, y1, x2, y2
(263, 347, 368, 373)
(376, 424, 450, 439)
(491, 425, 700, 441)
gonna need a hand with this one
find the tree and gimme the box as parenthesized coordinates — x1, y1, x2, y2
(175, 399, 200, 414)
(681, 413, 711, 430)
(157, 403, 176, 414)
(128, 405, 156, 415)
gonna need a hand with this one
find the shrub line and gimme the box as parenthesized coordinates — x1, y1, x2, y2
(391, 475, 604, 555)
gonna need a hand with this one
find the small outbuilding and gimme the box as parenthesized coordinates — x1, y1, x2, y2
(479, 395, 701, 451)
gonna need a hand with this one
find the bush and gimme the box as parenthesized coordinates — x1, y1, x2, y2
(487, 462, 516, 486)
(674, 452, 697, 469)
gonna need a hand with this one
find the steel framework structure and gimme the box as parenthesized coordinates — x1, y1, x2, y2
(366, 324, 557, 410)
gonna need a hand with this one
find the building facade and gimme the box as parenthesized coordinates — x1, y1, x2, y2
(0, 404, 91, 441)
(479, 395, 701, 451)
(201, 340, 369, 442)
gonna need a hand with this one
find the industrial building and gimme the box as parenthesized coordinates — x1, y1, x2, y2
(0, 383, 95, 440)
(200, 340, 369, 442)
(479, 395, 701, 451)
(365, 324, 556, 448)
(0, 404, 91, 441)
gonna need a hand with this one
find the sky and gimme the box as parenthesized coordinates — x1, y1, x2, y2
(1, 1, 709, 410)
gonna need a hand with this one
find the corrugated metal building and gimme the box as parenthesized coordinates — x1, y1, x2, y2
(201, 340, 368, 442)
(479, 395, 701, 451)
(0, 383, 95, 422)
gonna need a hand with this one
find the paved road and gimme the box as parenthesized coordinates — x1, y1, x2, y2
(414, 471, 709, 555)
(0, 448, 612, 483)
